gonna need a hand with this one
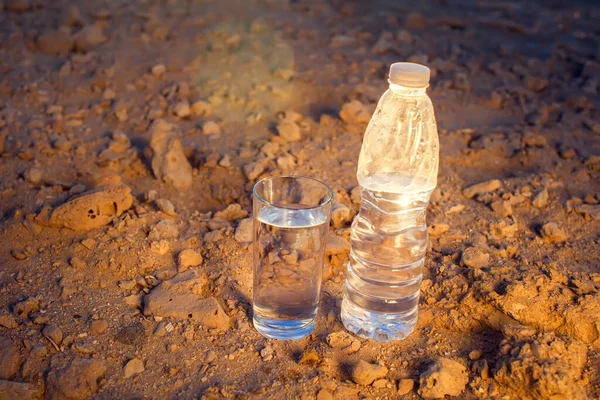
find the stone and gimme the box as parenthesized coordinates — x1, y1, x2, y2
(418, 358, 468, 399)
(540, 222, 568, 244)
(532, 188, 549, 208)
(124, 358, 144, 378)
(149, 126, 193, 190)
(462, 179, 502, 199)
(331, 203, 352, 229)
(191, 101, 212, 116)
(178, 249, 203, 271)
(243, 161, 266, 181)
(173, 101, 190, 119)
(37, 30, 73, 55)
(0, 313, 18, 329)
(150, 240, 170, 255)
(213, 204, 248, 222)
(397, 378, 415, 396)
(339, 100, 371, 124)
(276, 119, 301, 142)
(151, 64, 166, 77)
(89, 320, 108, 335)
(202, 121, 221, 135)
(0, 380, 40, 400)
(574, 204, 600, 220)
(0, 338, 20, 379)
(461, 247, 490, 269)
(155, 199, 176, 216)
(24, 168, 43, 185)
(12, 297, 39, 319)
(34, 176, 133, 231)
(148, 219, 179, 240)
(42, 325, 63, 345)
(45, 358, 107, 400)
(316, 389, 333, 400)
(70, 257, 86, 269)
(73, 25, 108, 52)
(522, 132, 548, 148)
(143, 271, 230, 331)
(325, 234, 350, 256)
(234, 218, 253, 243)
(260, 345, 274, 361)
(351, 360, 388, 385)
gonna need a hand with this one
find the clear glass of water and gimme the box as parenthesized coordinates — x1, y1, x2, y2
(253, 176, 333, 340)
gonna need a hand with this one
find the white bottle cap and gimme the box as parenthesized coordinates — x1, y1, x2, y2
(388, 62, 430, 88)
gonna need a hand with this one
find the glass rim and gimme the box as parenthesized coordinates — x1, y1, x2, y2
(253, 175, 334, 211)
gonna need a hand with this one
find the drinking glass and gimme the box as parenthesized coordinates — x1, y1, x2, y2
(252, 176, 333, 340)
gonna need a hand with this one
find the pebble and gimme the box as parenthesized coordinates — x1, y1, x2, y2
(42, 325, 63, 345)
(462, 179, 502, 199)
(351, 360, 388, 385)
(45, 358, 107, 400)
(372, 379, 389, 388)
(173, 101, 191, 119)
(316, 389, 333, 400)
(203, 121, 221, 135)
(540, 222, 568, 243)
(148, 219, 179, 240)
(90, 320, 108, 334)
(151, 64, 166, 77)
(397, 378, 415, 395)
(37, 29, 74, 55)
(419, 358, 468, 399)
(0, 313, 18, 329)
(70, 257, 86, 269)
(214, 204, 248, 222)
(24, 168, 44, 185)
(234, 218, 253, 243)
(339, 100, 371, 124)
(468, 349, 483, 361)
(326, 331, 360, 354)
(532, 188, 549, 208)
(149, 126, 193, 190)
(191, 100, 212, 116)
(178, 249, 203, 271)
(277, 119, 301, 142)
(243, 161, 266, 181)
(260, 345, 274, 361)
(73, 25, 108, 51)
(150, 240, 170, 255)
(156, 198, 176, 216)
(124, 358, 144, 378)
(331, 203, 352, 229)
(461, 247, 490, 269)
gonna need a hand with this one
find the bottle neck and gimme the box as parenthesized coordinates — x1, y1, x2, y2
(388, 82, 428, 97)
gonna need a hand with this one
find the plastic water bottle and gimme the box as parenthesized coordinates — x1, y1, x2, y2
(341, 62, 439, 342)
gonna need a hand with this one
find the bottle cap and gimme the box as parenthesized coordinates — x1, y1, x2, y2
(388, 62, 430, 88)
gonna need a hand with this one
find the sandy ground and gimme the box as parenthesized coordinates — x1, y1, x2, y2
(0, 0, 599, 399)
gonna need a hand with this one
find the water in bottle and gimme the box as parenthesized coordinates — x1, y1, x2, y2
(341, 62, 439, 342)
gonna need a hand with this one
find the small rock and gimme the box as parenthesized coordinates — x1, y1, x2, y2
(339, 100, 371, 124)
(202, 121, 221, 135)
(13, 297, 39, 319)
(234, 218, 253, 243)
(532, 188, 549, 208)
(173, 101, 190, 119)
(428, 223, 449, 236)
(219, 154, 232, 167)
(150, 240, 170, 255)
(522, 132, 547, 148)
(260, 345, 274, 361)
(0, 338, 21, 379)
(151, 64, 166, 77)
(178, 249, 203, 271)
(468, 350, 483, 361)
(574, 204, 600, 220)
(42, 325, 63, 345)
(491, 200, 512, 217)
(540, 222, 568, 243)
(89, 320, 108, 335)
(70, 257, 86, 269)
(24, 168, 44, 185)
(149, 125, 193, 190)
(325, 234, 350, 256)
(397, 378, 415, 396)
(326, 331, 360, 354)
(73, 25, 108, 51)
(37, 29, 74, 55)
(214, 204, 248, 222)
(243, 161, 266, 181)
(331, 203, 352, 229)
(461, 247, 490, 269)
(149, 219, 179, 240)
(351, 360, 388, 385)
(0, 313, 18, 329)
(462, 179, 502, 199)
(0, 380, 40, 400)
(155, 199, 176, 216)
(191, 100, 212, 116)
(316, 389, 333, 400)
(124, 358, 144, 378)
(419, 358, 468, 399)
(276, 119, 301, 142)
(45, 358, 107, 400)
(143, 271, 229, 331)
(404, 11, 427, 30)
(372, 379, 389, 388)
(298, 350, 320, 365)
